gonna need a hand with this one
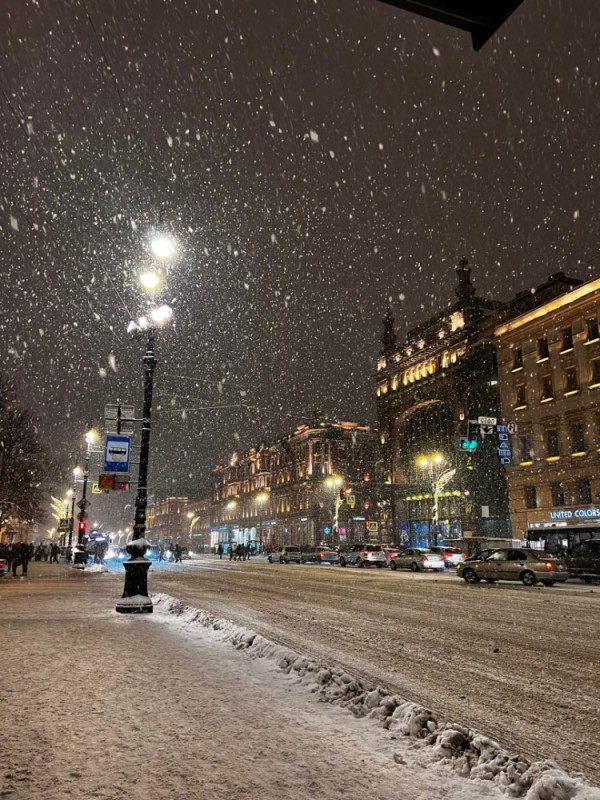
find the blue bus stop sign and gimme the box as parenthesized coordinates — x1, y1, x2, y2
(103, 435, 131, 473)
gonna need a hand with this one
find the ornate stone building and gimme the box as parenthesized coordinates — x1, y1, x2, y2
(495, 276, 600, 549)
(210, 419, 378, 550)
(147, 496, 190, 546)
(376, 261, 581, 547)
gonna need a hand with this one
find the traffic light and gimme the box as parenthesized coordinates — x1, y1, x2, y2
(78, 519, 87, 535)
(339, 487, 347, 500)
(460, 421, 478, 451)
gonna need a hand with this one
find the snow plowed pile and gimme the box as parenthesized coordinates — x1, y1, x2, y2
(154, 593, 599, 800)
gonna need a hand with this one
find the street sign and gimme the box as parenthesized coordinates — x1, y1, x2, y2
(114, 481, 130, 491)
(479, 424, 495, 437)
(366, 521, 379, 533)
(346, 493, 356, 508)
(91, 482, 103, 495)
(99, 473, 116, 491)
(103, 435, 131, 473)
(477, 416, 497, 426)
(323, 526, 331, 534)
(507, 421, 518, 435)
(104, 404, 135, 435)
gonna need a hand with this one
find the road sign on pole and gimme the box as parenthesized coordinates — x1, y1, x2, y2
(104, 404, 135, 435)
(103, 435, 131, 473)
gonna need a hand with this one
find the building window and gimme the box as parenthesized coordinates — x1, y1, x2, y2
(546, 429, 560, 458)
(587, 317, 599, 342)
(524, 485, 537, 509)
(590, 359, 600, 388)
(570, 421, 586, 454)
(512, 348, 523, 370)
(577, 478, 593, 505)
(515, 384, 527, 408)
(537, 337, 550, 361)
(551, 482, 565, 506)
(520, 435, 532, 462)
(540, 374, 553, 402)
(565, 366, 579, 394)
(561, 327, 574, 352)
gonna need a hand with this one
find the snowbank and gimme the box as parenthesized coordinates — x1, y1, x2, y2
(153, 593, 599, 800)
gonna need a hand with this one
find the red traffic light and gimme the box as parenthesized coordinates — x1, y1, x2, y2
(78, 519, 87, 534)
(339, 487, 347, 500)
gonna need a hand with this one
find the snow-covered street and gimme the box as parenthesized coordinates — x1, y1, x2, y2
(1, 569, 598, 800)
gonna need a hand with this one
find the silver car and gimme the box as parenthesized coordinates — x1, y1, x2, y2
(267, 546, 303, 564)
(389, 547, 446, 572)
(338, 543, 387, 568)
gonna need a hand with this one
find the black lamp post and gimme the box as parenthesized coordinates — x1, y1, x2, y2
(73, 431, 94, 566)
(116, 305, 172, 614)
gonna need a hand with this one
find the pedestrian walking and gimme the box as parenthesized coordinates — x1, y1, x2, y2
(235, 543, 244, 562)
(245, 543, 251, 560)
(174, 543, 182, 563)
(217, 543, 223, 560)
(65, 546, 73, 564)
(229, 545, 235, 561)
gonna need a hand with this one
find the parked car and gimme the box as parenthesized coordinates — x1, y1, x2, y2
(389, 547, 446, 572)
(382, 545, 400, 565)
(566, 539, 600, 583)
(301, 546, 339, 564)
(338, 543, 387, 568)
(267, 545, 303, 564)
(429, 546, 465, 569)
(457, 547, 569, 586)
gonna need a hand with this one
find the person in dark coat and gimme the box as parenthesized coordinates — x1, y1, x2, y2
(174, 543, 182, 563)
(217, 543, 223, 559)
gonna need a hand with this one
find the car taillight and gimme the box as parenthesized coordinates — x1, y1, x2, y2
(421, 556, 427, 562)
(544, 562, 554, 571)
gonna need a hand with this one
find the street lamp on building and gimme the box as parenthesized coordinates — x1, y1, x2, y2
(416, 453, 456, 546)
(116, 269, 173, 613)
(255, 492, 268, 552)
(323, 475, 344, 544)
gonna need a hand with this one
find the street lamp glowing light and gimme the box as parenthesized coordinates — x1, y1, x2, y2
(416, 453, 444, 469)
(85, 429, 98, 445)
(73, 466, 82, 478)
(151, 235, 175, 259)
(255, 492, 268, 504)
(324, 475, 343, 489)
(149, 305, 173, 327)
(140, 270, 162, 291)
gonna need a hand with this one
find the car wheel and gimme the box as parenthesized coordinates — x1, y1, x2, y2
(462, 568, 480, 584)
(389, 560, 397, 570)
(521, 570, 536, 586)
(357, 559, 364, 568)
(281, 559, 287, 565)
(267, 556, 273, 563)
(316, 556, 322, 564)
(339, 557, 346, 567)
(410, 562, 419, 572)
(541, 580, 554, 586)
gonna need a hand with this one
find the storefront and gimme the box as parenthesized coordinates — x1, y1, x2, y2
(526, 506, 600, 552)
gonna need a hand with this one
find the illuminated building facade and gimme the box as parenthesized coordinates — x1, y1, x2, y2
(376, 262, 581, 547)
(148, 496, 190, 546)
(210, 420, 378, 550)
(495, 277, 600, 549)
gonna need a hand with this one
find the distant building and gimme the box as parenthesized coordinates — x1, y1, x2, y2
(495, 276, 600, 550)
(376, 260, 581, 547)
(210, 419, 378, 550)
(186, 496, 212, 552)
(148, 496, 190, 546)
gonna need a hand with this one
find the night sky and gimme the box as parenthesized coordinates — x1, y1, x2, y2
(1, 1, 598, 528)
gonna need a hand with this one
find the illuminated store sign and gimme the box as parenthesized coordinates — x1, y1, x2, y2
(550, 508, 600, 520)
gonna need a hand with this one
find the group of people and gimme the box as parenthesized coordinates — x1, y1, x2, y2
(216, 542, 254, 561)
(0, 541, 72, 577)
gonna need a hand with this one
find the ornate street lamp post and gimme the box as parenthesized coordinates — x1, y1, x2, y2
(115, 304, 172, 614)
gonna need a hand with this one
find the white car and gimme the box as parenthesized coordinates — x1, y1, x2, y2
(338, 544, 387, 568)
(389, 548, 446, 572)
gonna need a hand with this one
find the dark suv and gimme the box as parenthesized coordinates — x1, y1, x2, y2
(566, 539, 600, 583)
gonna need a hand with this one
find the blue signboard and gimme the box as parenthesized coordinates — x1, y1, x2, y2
(103, 435, 131, 473)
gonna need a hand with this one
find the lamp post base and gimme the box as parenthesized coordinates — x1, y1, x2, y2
(115, 557, 153, 614)
(73, 547, 87, 566)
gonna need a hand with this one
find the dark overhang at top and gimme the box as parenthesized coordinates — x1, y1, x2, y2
(376, 1, 525, 50)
